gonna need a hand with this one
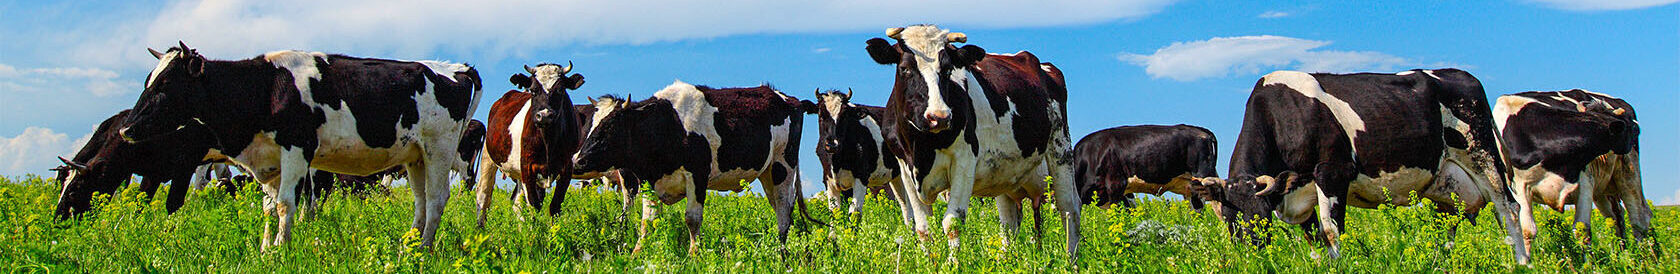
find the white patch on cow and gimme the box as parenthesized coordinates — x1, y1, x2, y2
(858, 115, 895, 185)
(264, 50, 331, 107)
(1493, 95, 1546, 132)
(653, 80, 722, 172)
(961, 68, 1045, 197)
(415, 60, 470, 82)
(146, 50, 182, 88)
(651, 167, 692, 204)
(500, 101, 533, 177)
(1440, 103, 1473, 141)
(587, 97, 621, 135)
(1421, 69, 1442, 80)
(1262, 71, 1365, 154)
(529, 64, 566, 91)
(819, 93, 848, 120)
(1395, 70, 1416, 76)
(1347, 167, 1435, 207)
(898, 25, 955, 121)
(1277, 181, 1320, 224)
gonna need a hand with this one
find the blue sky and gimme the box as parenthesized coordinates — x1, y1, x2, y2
(1, 0, 1675, 204)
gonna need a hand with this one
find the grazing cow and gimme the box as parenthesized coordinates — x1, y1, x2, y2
(572, 81, 823, 254)
(810, 89, 913, 222)
(1191, 69, 1530, 264)
(474, 63, 585, 227)
(191, 163, 239, 193)
(1072, 124, 1219, 210)
(1493, 89, 1653, 253)
(54, 109, 216, 218)
(117, 43, 481, 249)
(863, 25, 1081, 259)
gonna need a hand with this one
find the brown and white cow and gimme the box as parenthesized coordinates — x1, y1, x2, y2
(474, 63, 585, 226)
(572, 81, 823, 254)
(118, 42, 481, 249)
(1494, 89, 1654, 254)
(863, 25, 1082, 260)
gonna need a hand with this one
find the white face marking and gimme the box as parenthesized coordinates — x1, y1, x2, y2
(587, 97, 620, 135)
(819, 93, 847, 120)
(264, 50, 330, 107)
(1263, 71, 1365, 154)
(146, 51, 182, 88)
(529, 64, 566, 91)
(898, 25, 955, 121)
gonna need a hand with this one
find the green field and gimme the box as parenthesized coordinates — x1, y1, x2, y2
(1, 175, 1673, 272)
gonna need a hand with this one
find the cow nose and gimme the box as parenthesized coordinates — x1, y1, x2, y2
(923, 111, 950, 131)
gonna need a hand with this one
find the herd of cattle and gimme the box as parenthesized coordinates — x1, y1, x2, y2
(46, 25, 1654, 265)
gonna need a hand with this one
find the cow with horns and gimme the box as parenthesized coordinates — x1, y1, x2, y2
(474, 63, 585, 226)
(117, 42, 482, 250)
(863, 25, 1082, 261)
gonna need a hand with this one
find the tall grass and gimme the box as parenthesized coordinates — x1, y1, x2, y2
(1, 175, 1672, 272)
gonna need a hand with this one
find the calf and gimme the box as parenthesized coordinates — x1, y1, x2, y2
(1493, 89, 1653, 253)
(118, 43, 481, 249)
(1193, 69, 1530, 264)
(863, 25, 1081, 260)
(811, 89, 913, 223)
(1073, 124, 1219, 210)
(55, 109, 215, 218)
(572, 81, 823, 254)
(474, 63, 586, 226)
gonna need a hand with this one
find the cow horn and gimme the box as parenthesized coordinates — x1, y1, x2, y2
(885, 27, 905, 39)
(947, 32, 967, 43)
(846, 88, 854, 100)
(524, 65, 536, 75)
(178, 41, 189, 51)
(58, 156, 88, 171)
(814, 88, 823, 99)
(1254, 172, 1296, 196)
(587, 96, 598, 105)
(149, 48, 165, 59)
(561, 61, 574, 75)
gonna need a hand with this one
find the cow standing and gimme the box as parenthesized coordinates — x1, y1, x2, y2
(572, 81, 822, 254)
(474, 63, 585, 226)
(1493, 89, 1654, 254)
(1073, 124, 1219, 210)
(1192, 69, 1531, 264)
(55, 109, 215, 218)
(117, 43, 481, 249)
(863, 25, 1082, 260)
(812, 89, 912, 223)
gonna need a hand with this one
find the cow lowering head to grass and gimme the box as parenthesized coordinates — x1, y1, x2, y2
(864, 25, 1081, 262)
(1191, 69, 1531, 264)
(118, 42, 481, 250)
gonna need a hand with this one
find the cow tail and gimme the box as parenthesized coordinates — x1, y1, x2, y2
(794, 173, 830, 228)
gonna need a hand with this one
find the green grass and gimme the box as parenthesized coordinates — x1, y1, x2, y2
(1, 175, 1673, 272)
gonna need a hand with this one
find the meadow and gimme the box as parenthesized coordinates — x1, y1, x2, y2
(1, 175, 1673, 272)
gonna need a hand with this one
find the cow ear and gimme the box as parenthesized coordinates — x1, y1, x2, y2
(188, 56, 206, 77)
(800, 100, 818, 114)
(509, 74, 532, 89)
(865, 38, 900, 65)
(565, 73, 586, 90)
(953, 45, 986, 68)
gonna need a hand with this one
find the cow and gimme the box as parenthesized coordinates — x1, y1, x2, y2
(190, 163, 240, 193)
(54, 109, 216, 219)
(1190, 69, 1531, 264)
(473, 63, 585, 227)
(1493, 89, 1654, 255)
(810, 89, 913, 223)
(1072, 124, 1220, 211)
(571, 81, 824, 254)
(116, 42, 482, 249)
(862, 25, 1082, 260)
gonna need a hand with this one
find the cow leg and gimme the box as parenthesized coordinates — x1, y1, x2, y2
(165, 172, 192, 213)
(192, 164, 212, 190)
(941, 151, 980, 264)
(885, 176, 916, 228)
(684, 171, 706, 255)
(997, 194, 1024, 248)
(1121, 193, 1138, 208)
(848, 181, 867, 216)
(1594, 194, 1626, 240)
(407, 163, 429, 231)
(617, 172, 638, 223)
(268, 149, 308, 251)
(138, 176, 164, 202)
(548, 166, 571, 216)
(1572, 170, 1596, 245)
(1615, 153, 1655, 247)
(632, 179, 661, 254)
(1313, 162, 1355, 260)
(1047, 149, 1084, 261)
(418, 154, 454, 248)
(518, 171, 546, 214)
(762, 168, 797, 244)
(473, 156, 498, 228)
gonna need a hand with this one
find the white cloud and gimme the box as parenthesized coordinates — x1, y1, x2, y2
(1526, 0, 1679, 11)
(1661, 188, 1680, 206)
(1120, 35, 1413, 81)
(812, 48, 833, 54)
(1258, 11, 1290, 18)
(0, 64, 138, 97)
(66, 0, 1176, 70)
(0, 127, 92, 176)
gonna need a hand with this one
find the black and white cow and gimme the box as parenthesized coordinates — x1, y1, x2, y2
(1493, 89, 1653, 254)
(1192, 69, 1531, 264)
(117, 43, 482, 249)
(1072, 124, 1219, 210)
(811, 89, 911, 222)
(572, 81, 823, 254)
(474, 63, 585, 227)
(863, 25, 1082, 259)
(55, 109, 216, 218)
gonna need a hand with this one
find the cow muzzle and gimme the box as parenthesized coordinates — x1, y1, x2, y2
(923, 111, 951, 132)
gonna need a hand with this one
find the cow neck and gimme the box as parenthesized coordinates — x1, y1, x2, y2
(193, 59, 282, 157)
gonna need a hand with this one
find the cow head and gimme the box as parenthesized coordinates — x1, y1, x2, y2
(572, 95, 645, 177)
(865, 25, 986, 133)
(1191, 171, 1298, 247)
(121, 42, 208, 143)
(812, 88, 869, 198)
(53, 157, 126, 220)
(510, 62, 585, 126)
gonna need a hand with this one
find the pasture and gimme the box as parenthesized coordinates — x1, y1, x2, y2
(2, 175, 1673, 272)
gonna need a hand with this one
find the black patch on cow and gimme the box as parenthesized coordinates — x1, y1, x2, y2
(1072, 124, 1218, 207)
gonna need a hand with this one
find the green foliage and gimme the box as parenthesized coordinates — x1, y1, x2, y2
(0, 176, 1674, 272)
